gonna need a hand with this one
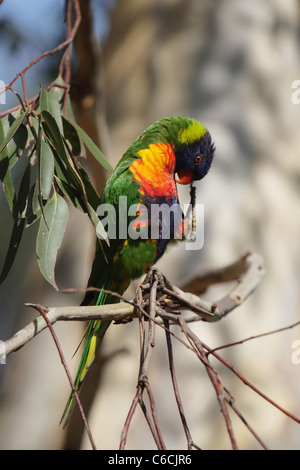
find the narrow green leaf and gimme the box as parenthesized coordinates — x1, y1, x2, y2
(41, 110, 68, 162)
(32, 117, 49, 230)
(88, 203, 109, 245)
(54, 171, 109, 245)
(0, 112, 28, 169)
(63, 88, 76, 121)
(54, 175, 86, 212)
(40, 85, 63, 133)
(50, 76, 67, 105)
(41, 111, 109, 245)
(17, 160, 31, 215)
(41, 111, 84, 190)
(53, 153, 69, 184)
(24, 184, 42, 226)
(32, 179, 42, 216)
(0, 119, 8, 159)
(65, 118, 113, 174)
(36, 192, 69, 289)
(34, 117, 43, 214)
(0, 154, 17, 215)
(0, 162, 31, 284)
(0, 217, 26, 285)
(0, 111, 28, 154)
(43, 113, 96, 209)
(78, 167, 100, 210)
(40, 137, 54, 200)
(0, 112, 30, 215)
(62, 116, 81, 156)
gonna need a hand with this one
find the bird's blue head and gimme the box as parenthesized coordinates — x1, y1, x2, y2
(175, 120, 215, 185)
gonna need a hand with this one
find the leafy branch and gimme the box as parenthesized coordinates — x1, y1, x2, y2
(0, 0, 112, 289)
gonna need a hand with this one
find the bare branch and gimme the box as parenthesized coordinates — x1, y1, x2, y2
(167, 251, 266, 321)
(204, 341, 300, 425)
(120, 278, 166, 450)
(3, 250, 299, 450)
(33, 304, 96, 450)
(1, 252, 265, 359)
(164, 319, 201, 450)
(2, 303, 137, 357)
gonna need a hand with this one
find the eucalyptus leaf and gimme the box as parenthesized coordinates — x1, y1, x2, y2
(54, 175, 86, 212)
(62, 116, 81, 156)
(0, 119, 16, 215)
(0, 162, 31, 284)
(24, 184, 42, 226)
(36, 192, 68, 289)
(40, 83, 64, 133)
(41, 110, 68, 162)
(64, 118, 113, 174)
(78, 167, 100, 209)
(40, 137, 54, 200)
(0, 217, 26, 285)
(0, 111, 28, 154)
(0, 112, 28, 171)
(41, 110, 83, 191)
(88, 203, 109, 245)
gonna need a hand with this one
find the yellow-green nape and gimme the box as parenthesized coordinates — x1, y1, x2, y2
(178, 121, 207, 144)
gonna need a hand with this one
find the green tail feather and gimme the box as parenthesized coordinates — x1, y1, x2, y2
(60, 284, 112, 428)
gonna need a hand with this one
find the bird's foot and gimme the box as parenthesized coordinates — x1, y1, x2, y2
(143, 267, 170, 292)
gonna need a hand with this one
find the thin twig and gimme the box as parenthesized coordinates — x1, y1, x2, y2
(203, 342, 300, 424)
(32, 304, 96, 450)
(119, 386, 141, 450)
(0, 0, 81, 96)
(179, 317, 239, 450)
(120, 277, 166, 450)
(207, 320, 300, 357)
(0, 0, 81, 119)
(137, 277, 166, 449)
(225, 391, 269, 450)
(59, 0, 73, 85)
(164, 319, 201, 450)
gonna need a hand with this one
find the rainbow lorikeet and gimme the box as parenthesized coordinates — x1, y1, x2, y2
(61, 116, 215, 426)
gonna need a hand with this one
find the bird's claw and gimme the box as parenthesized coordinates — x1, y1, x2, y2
(143, 267, 168, 291)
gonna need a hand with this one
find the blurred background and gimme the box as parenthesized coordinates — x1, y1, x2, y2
(0, 0, 300, 450)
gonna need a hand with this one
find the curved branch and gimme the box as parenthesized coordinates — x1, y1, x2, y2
(168, 251, 266, 321)
(2, 302, 136, 357)
(1, 251, 265, 359)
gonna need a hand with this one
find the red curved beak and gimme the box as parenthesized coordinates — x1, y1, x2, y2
(175, 169, 193, 185)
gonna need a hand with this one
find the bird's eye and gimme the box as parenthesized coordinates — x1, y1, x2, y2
(195, 155, 202, 164)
